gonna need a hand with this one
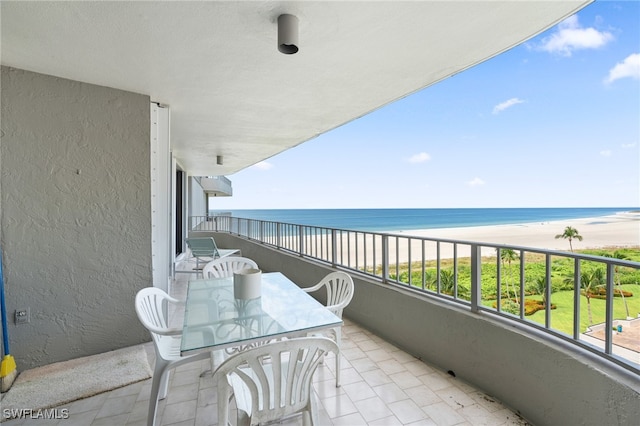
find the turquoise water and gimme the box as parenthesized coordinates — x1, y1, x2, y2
(210, 207, 636, 232)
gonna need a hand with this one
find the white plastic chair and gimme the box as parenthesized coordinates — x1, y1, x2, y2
(203, 256, 258, 278)
(135, 287, 212, 426)
(303, 271, 354, 387)
(214, 337, 338, 426)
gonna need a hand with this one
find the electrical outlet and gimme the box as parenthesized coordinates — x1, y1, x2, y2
(15, 308, 30, 324)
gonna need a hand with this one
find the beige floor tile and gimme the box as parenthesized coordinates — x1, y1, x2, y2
(421, 401, 466, 426)
(419, 371, 455, 391)
(314, 378, 346, 399)
(357, 339, 382, 352)
(342, 380, 377, 402)
(388, 370, 423, 389)
(320, 393, 359, 419)
(350, 357, 379, 374)
(377, 358, 407, 376)
(368, 415, 403, 426)
(353, 396, 394, 423)
(333, 412, 371, 425)
(404, 384, 444, 408)
(439, 385, 477, 410)
(372, 382, 408, 405)
(160, 400, 197, 425)
(389, 398, 429, 424)
(166, 383, 200, 405)
(367, 349, 394, 363)
(338, 367, 363, 386)
(361, 368, 392, 387)
(94, 396, 137, 420)
(342, 346, 367, 360)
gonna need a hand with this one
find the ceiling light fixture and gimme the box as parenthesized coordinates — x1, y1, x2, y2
(278, 14, 299, 54)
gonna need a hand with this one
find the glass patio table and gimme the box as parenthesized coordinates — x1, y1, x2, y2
(180, 272, 342, 355)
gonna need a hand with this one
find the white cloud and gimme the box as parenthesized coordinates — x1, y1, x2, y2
(600, 150, 612, 157)
(252, 161, 273, 170)
(621, 142, 637, 149)
(408, 152, 431, 163)
(537, 15, 613, 56)
(604, 53, 640, 84)
(492, 98, 525, 114)
(467, 177, 485, 187)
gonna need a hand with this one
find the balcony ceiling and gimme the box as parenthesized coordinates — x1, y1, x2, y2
(1, 1, 590, 177)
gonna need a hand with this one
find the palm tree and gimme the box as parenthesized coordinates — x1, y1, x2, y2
(601, 250, 630, 318)
(554, 226, 583, 252)
(579, 269, 605, 326)
(498, 248, 520, 304)
(533, 276, 549, 306)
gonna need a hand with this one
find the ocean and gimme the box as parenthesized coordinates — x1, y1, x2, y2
(210, 207, 636, 232)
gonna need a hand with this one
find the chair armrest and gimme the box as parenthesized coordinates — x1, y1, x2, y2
(145, 324, 183, 336)
(302, 281, 324, 294)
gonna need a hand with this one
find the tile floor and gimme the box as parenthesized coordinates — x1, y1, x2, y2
(2, 269, 530, 426)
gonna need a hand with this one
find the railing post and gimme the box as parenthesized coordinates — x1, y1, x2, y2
(382, 234, 389, 283)
(470, 244, 482, 312)
(573, 258, 581, 340)
(545, 254, 552, 329)
(276, 222, 281, 249)
(298, 226, 305, 257)
(605, 262, 615, 355)
(331, 229, 337, 267)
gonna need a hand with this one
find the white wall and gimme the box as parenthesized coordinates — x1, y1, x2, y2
(189, 177, 207, 217)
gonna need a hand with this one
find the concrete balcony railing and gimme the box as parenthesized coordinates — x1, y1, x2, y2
(197, 175, 232, 197)
(188, 215, 640, 426)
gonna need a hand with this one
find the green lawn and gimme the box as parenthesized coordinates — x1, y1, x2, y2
(524, 284, 640, 335)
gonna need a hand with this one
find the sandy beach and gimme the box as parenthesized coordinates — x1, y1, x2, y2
(328, 211, 640, 266)
(397, 211, 640, 252)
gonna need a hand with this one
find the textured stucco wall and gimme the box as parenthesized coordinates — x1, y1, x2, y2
(0, 67, 152, 369)
(209, 233, 640, 426)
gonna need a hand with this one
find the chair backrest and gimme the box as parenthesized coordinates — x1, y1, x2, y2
(214, 337, 338, 424)
(135, 287, 178, 347)
(202, 256, 259, 278)
(186, 237, 219, 258)
(315, 271, 354, 318)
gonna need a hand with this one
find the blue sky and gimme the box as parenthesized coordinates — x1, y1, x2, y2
(212, 1, 639, 210)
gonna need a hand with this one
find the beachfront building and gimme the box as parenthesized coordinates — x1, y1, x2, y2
(1, 2, 638, 425)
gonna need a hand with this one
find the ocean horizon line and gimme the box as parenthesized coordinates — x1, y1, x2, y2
(208, 207, 637, 233)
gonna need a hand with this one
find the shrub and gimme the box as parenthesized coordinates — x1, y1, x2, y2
(587, 288, 633, 300)
(492, 298, 557, 316)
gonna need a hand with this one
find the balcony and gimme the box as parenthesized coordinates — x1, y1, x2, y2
(186, 215, 640, 425)
(198, 176, 233, 197)
(3, 217, 638, 425)
(2, 274, 526, 426)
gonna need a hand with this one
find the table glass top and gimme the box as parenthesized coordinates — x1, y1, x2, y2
(181, 272, 342, 354)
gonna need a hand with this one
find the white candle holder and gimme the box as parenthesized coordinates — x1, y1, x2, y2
(233, 268, 262, 299)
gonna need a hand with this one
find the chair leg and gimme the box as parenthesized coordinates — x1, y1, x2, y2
(335, 328, 342, 387)
(217, 385, 233, 426)
(303, 394, 318, 426)
(148, 359, 169, 426)
(159, 368, 171, 400)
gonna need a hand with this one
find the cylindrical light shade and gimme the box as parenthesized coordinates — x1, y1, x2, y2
(278, 14, 299, 54)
